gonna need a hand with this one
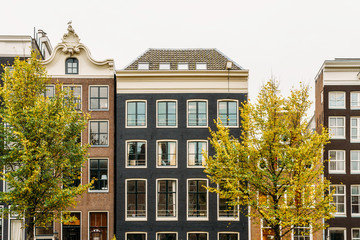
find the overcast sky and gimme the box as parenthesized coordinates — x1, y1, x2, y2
(3, 0, 360, 115)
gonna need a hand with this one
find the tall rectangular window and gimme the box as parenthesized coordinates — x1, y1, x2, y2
(188, 233, 208, 240)
(157, 141, 177, 167)
(351, 150, 360, 174)
(157, 101, 177, 127)
(188, 141, 207, 167)
(126, 233, 146, 240)
(352, 117, 360, 142)
(63, 85, 81, 111)
(218, 100, 238, 127)
(218, 233, 239, 240)
(126, 141, 146, 167)
(89, 121, 108, 146)
(62, 212, 80, 240)
(218, 184, 238, 220)
(293, 225, 311, 240)
(352, 185, 360, 216)
(329, 91, 345, 109)
(42, 85, 55, 98)
(157, 233, 177, 240)
(35, 221, 53, 237)
(188, 179, 208, 219)
(126, 180, 146, 219)
(89, 212, 107, 240)
(331, 185, 345, 215)
(329, 229, 345, 240)
(329, 117, 345, 139)
(187, 100, 207, 127)
(90, 86, 109, 110)
(89, 159, 108, 191)
(65, 58, 79, 74)
(127, 101, 146, 127)
(157, 180, 177, 219)
(329, 150, 345, 174)
(351, 92, 360, 109)
(353, 229, 360, 240)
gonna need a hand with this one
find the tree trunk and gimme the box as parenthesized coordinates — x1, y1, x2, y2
(25, 216, 35, 240)
(274, 224, 281, 240)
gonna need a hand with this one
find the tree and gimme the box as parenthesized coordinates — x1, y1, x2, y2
(0, 52, 90, 240)
(204, 80, 334, 240)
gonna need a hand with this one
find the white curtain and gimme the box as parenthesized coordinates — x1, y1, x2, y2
(11, 219, 23, 240)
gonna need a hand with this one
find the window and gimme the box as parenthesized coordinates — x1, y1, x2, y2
(187, 179, 208, 219)
(293, 224, 311, 240)
(90, 86, 109, 110)
(89, 121, 108, 146)
(66, 58, 79, 74)
(126, 180, 146, 219)
(188, 141, 207, 167)
(262, 219, 275, 240)
(329, 150, 345, 174)
(188, 233, 208, 240)
(9, 208, 24, 240)
(138, 63, 149, 70)
(329, 117, 345, 139)
(89, 212, 107, 240)
(126, 141, 146, 167)
(353, 229, 360, 240)
(331, 185, 345, 215)
(329, 228, 345, 240)
(351, 151, 360, 174)
(63, 85, 82, 111)
(89, 159, 108, 191)
(62, 212, 81, 240)
(157, 233, 177, 240)
(218, 184, 238, 220)
(351, 92, 360, 109)
(157, 141, 177, 167)
(178, 63, 188, 70)
(159, 63, 170, 70)
(218, 233, 239, 240)
(196, 63, 207, 70)
(126, 233, 146, 240)
(64, 167, 81, 188)
(352, 185, 360, 216)
(127, 101, 146, 127)
(35, 221, 53, 237)
(157, 100, 177, 127)
(218, 100, 238, 127)
(329, 92, 345, 109)
(42, 85, 55, 98)
(157, 179, 177, 219)
(187, 100, 207, 127)
(351, 117, 360, 142)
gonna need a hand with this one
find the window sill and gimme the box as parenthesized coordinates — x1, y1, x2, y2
(187, 217, 208, 221)
(156, 217, 178, 221)
(126, 166, 147, 169)
(89, 109, 109, 112)
(218, 217, 239, 221)
(125, 217, 147, 221)
(88, 190, 109, 193)
(90, 145, 109, 148)
(329, 172, 346, 174)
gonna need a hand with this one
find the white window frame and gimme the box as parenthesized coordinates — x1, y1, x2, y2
(42, 84, 55, 99)
(329, 91, 346, 109)
(89, 120, 109, 147)
(352, 228, 360, 240)
(126, 100, 147, 128)
(328, 228, 346, 240)
(125, 140, 147, 168)
(331, 185, 346, 217)
(292, 224, 312, 240)
(125, 179, 147, 221)
(187, 232, 208, 240)
(156, 100, 178, 128)
(351, 117, 360, 143)
(138, 63, 149, 70)
(156, 140, 178, 168)
(61, 211, 82, 240)
(34, 219, 54, 239)
(217, 232, 239, 240)
(88, 211, 109, 240)
(217, 99, 239, 128)
(351, 150, 360, 174)
(187, 178, 209, 221)
(196, 63, 207, 70)
(329, 116, 346, 139)
(187, 99, 208, 128)
(9, 206, 25, 240)
(156, 179, 178, 221)
(125, 232, 147, 240)
(217, 184, 239, 221)
(156, 232, 178, 240)
(88, 158, 109, 193)
(351, 92, 360, 110)
(178, 63, 189, 70)
(328, 150, 346, 174)
(159, 63, 171, 70)
(351, 185, 360, 217)
(62, 85, 82, 111)
(88, 85, 109, 111)
(187, 140, 208, 168)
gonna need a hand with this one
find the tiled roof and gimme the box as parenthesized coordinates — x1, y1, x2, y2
(124, 48, 243, 70)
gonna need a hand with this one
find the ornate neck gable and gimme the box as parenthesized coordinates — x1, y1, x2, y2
(61, 24, 81, 56)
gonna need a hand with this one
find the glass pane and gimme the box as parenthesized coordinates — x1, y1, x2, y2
(90, 87, 98, 97)
(100, 87, 108, 97)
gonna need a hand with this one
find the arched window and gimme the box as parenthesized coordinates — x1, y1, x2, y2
(65, 58, 79, 74)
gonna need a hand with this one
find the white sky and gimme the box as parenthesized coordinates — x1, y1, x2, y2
(3, 0, 360, 115)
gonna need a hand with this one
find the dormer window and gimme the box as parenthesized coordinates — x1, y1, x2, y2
(138, 63, 149, 70)
(178, 63, 189, 70)
(159, 63, 170, 70)
(196, 63, 207, 70)
(66, 58, 79, 74)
